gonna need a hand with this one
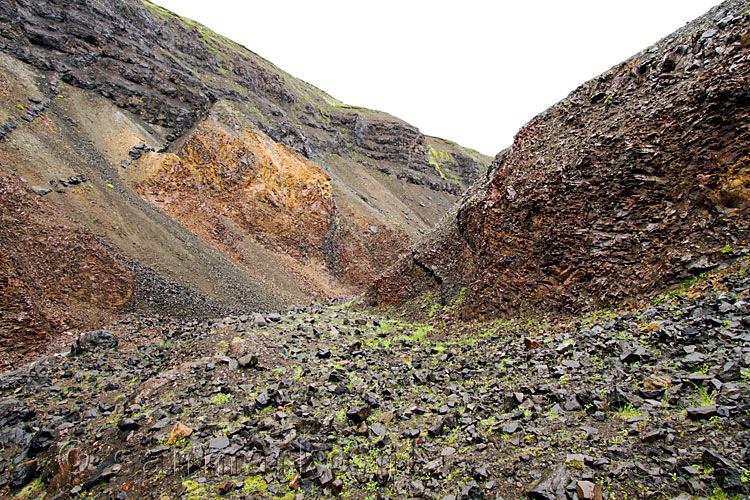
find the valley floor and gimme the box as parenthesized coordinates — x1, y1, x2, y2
(1, 260, 749, 500)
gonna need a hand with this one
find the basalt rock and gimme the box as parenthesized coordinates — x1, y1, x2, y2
(369, 0, 750, 320)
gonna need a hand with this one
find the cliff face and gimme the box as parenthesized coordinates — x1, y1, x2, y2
(369, 0, 750, 319)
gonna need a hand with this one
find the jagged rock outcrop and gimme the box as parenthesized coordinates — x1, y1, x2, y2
(133, 121, 336, 262)
(369, 0, 750, 319)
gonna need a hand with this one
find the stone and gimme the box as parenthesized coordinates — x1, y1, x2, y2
(566, 454, 586, 468)
(73, 330, 118, 354)
(27, 428, 54, 456)
(642, 374, 672, 390)
(441, 446, 456, 457)
(576, 480, 603, 500)
(346, 405, 371, 424)
(501, 421, 520, 434)
(209, 435, 230, 450)
(686, 405, 717, 420)
(255, 391, 270, 407)
(524, 337, 542, 350)
(715, 467, 743, 491)
(317, 465, 334, 486)
(32, 186, 52, 196)
(682, 352, 707, 368)
(0, 117, 17, 139)
(117, 418, 140, 432)
(369, 423, 386, 438)
(167, 421, 192, 445)
(10, 460, 36, 489)
(331, 478, 343, 496)
(238, 354, 258, 368)
(528, 464, 569, 500)
(252, 313, 267, 327)
(289, 473, 301, 490)
(83, 450, 120, 489)
(607, 385, 632, 410)
(719, 361, 740, 382)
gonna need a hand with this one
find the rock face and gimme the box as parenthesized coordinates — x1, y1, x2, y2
(369, 0, 750, 319)
(130, 120, 404, 290)
(0, 173, 133, 368)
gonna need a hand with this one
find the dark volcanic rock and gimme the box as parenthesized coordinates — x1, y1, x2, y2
(72, 330, 118, 354)
(528, 464, 569, 500)
(369, 0, 750, 319)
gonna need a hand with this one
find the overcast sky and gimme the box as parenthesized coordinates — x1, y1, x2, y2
(151, 0, 719, 156)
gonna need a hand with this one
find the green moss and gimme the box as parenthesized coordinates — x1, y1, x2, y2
(444, 287, 467, 313)
(209, 392, 232, 405)
(182, 480, 220, 500)
(427, 144, 452, 180)
(616, 403, 642, 418)
(243, 475, 268, 495)
(428, 302, 441, 318)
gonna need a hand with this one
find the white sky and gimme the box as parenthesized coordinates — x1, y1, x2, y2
(150, 0, 719, 156)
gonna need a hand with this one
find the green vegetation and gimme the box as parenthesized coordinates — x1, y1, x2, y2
(694, 384, 716, 406)
(14, 477, 44, 499)
(242, 475, 268, 495)
(427, 144, 459, 182)
(444, 286, 467, 313)
(708, 487, 742, 500)
(616, 403, 642, 418)
(16, 104, 24, 111)
(368, 318, 435, 348)
(182, 480, 219, 500)
(209, 392, 232, 405)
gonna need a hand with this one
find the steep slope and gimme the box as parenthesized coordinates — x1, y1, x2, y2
(0, 0, 490, 345)
(0, 171, 133, 369)
(369, 0, 750, 319)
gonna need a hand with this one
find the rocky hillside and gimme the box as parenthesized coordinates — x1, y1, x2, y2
(0, 0, 489, 355)
(0, 171, 133, 370)
(369, 0, 750, 320)
(1, 259, 748, 500)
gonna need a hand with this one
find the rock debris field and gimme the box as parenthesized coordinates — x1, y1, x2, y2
(1, 261, 750, 500)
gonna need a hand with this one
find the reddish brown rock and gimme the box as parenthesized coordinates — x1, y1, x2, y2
(0, 171, 133, 369)
(576, 480, 603, 500)
(369, 0, 750, 320)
